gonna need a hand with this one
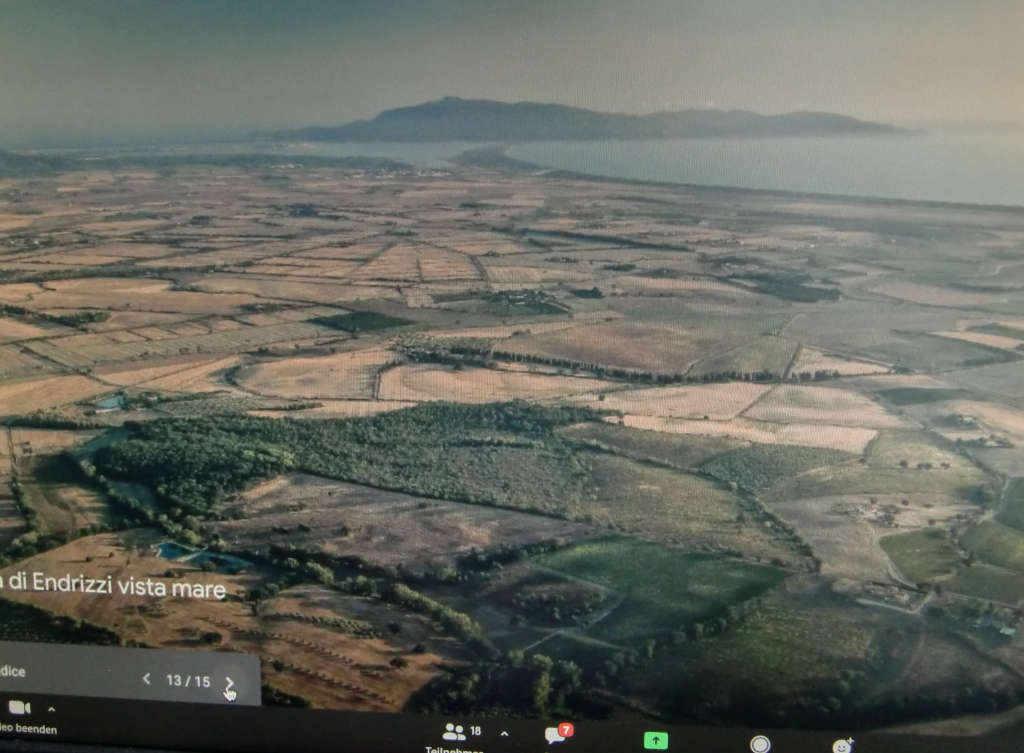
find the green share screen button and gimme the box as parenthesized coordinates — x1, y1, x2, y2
(643, 731, 669, 750)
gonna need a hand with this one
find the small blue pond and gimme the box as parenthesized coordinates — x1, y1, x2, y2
(156, 542, 253, 574)
(157, 541, 194, 559)
(95, 394, 127, 410)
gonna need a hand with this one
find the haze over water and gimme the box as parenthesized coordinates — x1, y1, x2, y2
(56, 126, 1023, 208)
(507, 129, 1024, 207)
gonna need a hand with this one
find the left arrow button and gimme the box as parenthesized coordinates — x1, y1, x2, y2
(142, 672, 151, 686)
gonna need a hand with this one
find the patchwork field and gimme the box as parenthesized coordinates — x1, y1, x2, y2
(25, 321, 333, 369)
(0, 277, 267, 315)
(187, 274, 403, 305)
(1, 153, 1023, 732)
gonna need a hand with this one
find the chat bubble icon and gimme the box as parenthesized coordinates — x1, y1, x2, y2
(545, 727, 566, 745)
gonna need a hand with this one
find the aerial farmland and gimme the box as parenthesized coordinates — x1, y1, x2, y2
(1, 152, 1024, 734)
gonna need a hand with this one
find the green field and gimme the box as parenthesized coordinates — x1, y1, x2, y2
(309, 311, 413, 332)
(961, 521, 1024, 572)
(569, 453, 794, 562)
(578, 453, 741, 529)
(866, 333, 1019, 372)
(689, 335, 798, 379)
(996, 479, 1024, 531)
(880, 529, 960, 584)
(867, 431, 976, 471)
(876, 387, 972, 406)
(18, 456, 113, 537)
(698, 444, 853, 493)
(945, 564, 1024, 605)
(536, 538, 785, 642)
(768, 462, 988, 504)
(768, 430, 995, 502)
(632, 592, 891, 718)
(557, 422, 745, 470)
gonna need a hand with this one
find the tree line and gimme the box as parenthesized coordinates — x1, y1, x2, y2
(396, 337, 846, 385)
(0, 303, 109, 329)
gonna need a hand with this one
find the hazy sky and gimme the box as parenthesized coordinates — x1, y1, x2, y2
(1, 0, 1021, 147)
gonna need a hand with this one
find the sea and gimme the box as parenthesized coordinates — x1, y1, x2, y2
(50, 127, 1024, 208)
(506, 129, 1024, 208)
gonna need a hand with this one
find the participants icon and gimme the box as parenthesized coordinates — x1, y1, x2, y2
(443, 723, 467, 742)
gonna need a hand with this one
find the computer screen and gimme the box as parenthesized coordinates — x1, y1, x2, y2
(0, 2, 1022, 752)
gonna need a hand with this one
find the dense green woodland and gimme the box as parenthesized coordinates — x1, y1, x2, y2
(93, 402, 607, 517)
(697, 445, 854, 493)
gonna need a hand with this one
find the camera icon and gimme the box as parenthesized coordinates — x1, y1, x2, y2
(8, 700, 31, 715)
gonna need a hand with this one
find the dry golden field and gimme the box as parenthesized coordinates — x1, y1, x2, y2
(235, 348, 394, 400)
(378, 364, 617, 403)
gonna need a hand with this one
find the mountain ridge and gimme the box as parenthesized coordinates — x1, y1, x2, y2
(276, 96, 907, 142)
